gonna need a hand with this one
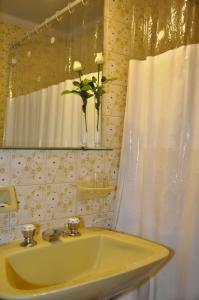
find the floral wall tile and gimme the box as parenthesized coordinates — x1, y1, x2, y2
(76, 198, 94, 216)
(46, 183, 76, 220)
(10, 150, 46, 185)
(92, 198, 105, 213)
(91, 211, 113, 228)
(105, 0, 133, 25)
(0, 150, 11, 184)
(102, 116, 123, 148)
(77, 151, 104, 182)
(9, 225, 23, 242)
(10, 185, 46, 225)
(0, 227, 10, 244)
(0, 213, 9, 227)
(47, 151, 77, 183)
(104, 150, 121, 183)
(104, 191, 116, 212)
(104, 51, 129, 87)
(104, 18, 131, 57)
(40, 218, 68, 231)
(103, 212, 114, 228)
(77, 197, 108, 218)
(80, 214, 95, 228)
(102, 83, 127, 117)
(77, 152, 94, 182)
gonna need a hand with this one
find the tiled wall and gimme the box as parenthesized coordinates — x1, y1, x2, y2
(102, 0, 132, 149)
(0, 0, 132, 244)
(0, 150, 118, 244)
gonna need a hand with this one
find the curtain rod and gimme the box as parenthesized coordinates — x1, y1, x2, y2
(11, 0, 87, 48)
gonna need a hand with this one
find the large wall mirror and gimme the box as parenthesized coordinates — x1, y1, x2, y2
(0, 0, 104, 148)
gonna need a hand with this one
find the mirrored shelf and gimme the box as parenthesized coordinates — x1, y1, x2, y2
(0, 146, 113, 151)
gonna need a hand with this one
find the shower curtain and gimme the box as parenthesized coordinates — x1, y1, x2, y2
(4, 73, 98, 147)
(113, 44, 199, 300)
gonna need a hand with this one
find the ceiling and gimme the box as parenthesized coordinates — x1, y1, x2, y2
(0, 0, 104, 34)
(0, 0, 71, 24)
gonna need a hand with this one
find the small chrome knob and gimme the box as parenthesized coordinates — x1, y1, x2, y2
(20, 224, 37, 247)
(67, 217, 81, 237)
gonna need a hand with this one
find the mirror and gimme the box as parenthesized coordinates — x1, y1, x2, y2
(0, 0, 104, 148)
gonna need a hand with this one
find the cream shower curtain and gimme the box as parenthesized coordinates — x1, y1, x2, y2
(113, 44, 199, 300)
(4, 73, 97, 147)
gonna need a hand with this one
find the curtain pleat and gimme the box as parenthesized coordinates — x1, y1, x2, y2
(113, 44, 199, 300)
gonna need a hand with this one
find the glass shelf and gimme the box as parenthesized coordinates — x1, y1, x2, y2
(0, 146, 113, 151)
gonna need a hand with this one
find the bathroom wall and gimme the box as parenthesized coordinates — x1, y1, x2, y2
(0, 0, 132, 244)
(0, 150, 117, 244)
(103, 0, 132, 150)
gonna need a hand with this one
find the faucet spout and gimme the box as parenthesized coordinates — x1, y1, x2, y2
(42, 228, 65, 242)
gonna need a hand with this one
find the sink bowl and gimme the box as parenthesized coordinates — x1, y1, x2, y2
(0, 228, 172, 300)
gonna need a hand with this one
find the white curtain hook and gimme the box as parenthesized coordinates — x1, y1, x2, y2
(34, 26, 40, 34)
(45, 19, 49, 28)
(55, 11, 62, 22)
(68, 4, 72, 14)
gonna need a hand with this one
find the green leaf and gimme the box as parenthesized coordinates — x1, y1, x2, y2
(61, 90, 80, 96)
(92, 76, 97, 82)
(73, 81, 80, 87)
(61, 90, 73, 95)
(82, 79, 93, 85)
(81, 85, 92, 91)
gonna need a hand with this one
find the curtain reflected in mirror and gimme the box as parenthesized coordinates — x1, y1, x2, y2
(4, 72, 101, 147)
(1, 0, 104, 148)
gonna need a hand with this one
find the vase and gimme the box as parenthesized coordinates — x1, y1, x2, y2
(81, 112, 87, 147)
(94, 104, 101, 148)
(94, 129, 101, 148)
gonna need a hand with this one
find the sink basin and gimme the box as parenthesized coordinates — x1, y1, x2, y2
(0, 228, 172, 300)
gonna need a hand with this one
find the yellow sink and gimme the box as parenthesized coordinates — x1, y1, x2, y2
(0, 229, 173, 300)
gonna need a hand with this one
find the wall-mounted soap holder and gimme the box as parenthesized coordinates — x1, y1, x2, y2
(77, 182, 116, 200)
(0, 185, 18, 212)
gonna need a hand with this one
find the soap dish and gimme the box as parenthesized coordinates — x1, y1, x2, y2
(0, 185, 18, 212)
(77, 183, 116, 200)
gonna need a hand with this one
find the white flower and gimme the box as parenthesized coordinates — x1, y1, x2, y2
(73, 61, 82, 72)
(95, 52, 104, 65)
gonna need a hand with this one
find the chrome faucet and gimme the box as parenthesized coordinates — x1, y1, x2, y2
(42, 228, 65, 242)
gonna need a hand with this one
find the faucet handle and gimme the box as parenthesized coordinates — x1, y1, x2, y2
(67, 217, 81, 237)
(21, 223, 37, 247)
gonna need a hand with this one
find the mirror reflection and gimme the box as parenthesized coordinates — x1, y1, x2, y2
(0, 0, 104, 148)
